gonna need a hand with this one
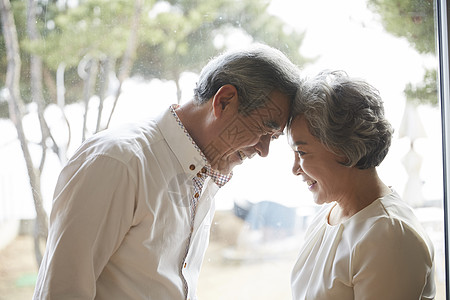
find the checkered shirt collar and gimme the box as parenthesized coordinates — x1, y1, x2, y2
(169, 105, 232, 187)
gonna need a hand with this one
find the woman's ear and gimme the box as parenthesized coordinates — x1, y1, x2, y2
(212, 84, 238, 118)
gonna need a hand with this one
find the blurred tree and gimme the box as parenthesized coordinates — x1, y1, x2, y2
(21, 0, 146, 136)
(14, 0, 310, 129)
(368, 0, 437, 106)
(0, 0, 48, 267)
(0, 0, 310, 268)
(134, 0, 310, 104)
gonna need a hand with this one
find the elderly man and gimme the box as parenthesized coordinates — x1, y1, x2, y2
(33, 44, 300, 300)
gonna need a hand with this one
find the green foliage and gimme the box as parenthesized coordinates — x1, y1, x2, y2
(368, 0, 438, 106)
(134, 0, 310, 82)
(0, 101, 8, 119)
(368, 0, 435, 54)
(0, 25, 6, 91)
(0, 1, 35, 117)
(404, 68, 438, 106)
(134, 0, 224, 79)
(1, 0, 310, 118)
(218, 0, 310, 65)
(22, 0, 137, 70)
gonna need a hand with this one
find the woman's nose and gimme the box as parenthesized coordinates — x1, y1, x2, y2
(292, 156, 302, 175)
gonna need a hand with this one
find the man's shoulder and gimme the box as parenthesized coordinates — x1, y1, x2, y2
(105, 119, 162, 147)
(72, 119, 165, 164)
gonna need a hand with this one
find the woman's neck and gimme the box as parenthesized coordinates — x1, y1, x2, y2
(327, 168, 391, 225)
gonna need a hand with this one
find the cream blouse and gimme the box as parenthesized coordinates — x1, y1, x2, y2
(291, 190, 435, 300)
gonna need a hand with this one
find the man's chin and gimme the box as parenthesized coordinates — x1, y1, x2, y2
(213, 158, 242, 175)
(228, 158, 245, 172)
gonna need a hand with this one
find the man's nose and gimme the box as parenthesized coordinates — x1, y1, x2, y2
(255, 135, 271, 157)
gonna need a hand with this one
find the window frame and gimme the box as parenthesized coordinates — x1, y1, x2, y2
(438, 0, 450, 297)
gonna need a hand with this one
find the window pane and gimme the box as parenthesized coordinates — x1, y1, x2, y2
(0, 0, 445, 299)
(199, 0, 445, 298)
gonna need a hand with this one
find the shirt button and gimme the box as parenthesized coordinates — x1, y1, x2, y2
(189, 164, 195, 170)
(196, 173, 202, 178)
(201, 167, 207, 173)
(194, 192, 199, 198)
(184, 262, 187, 268)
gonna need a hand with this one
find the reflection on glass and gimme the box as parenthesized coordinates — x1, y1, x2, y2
(0, 0, 445, 299)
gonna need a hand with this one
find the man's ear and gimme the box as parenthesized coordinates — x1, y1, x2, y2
(212, 84, 238, 118)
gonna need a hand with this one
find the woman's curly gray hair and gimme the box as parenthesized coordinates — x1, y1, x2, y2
(290, 70, 393, 169)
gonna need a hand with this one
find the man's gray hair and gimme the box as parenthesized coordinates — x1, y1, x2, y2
(194, 44, 300, 114)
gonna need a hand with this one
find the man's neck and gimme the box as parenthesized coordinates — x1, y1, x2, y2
(175, 100, 212, 157)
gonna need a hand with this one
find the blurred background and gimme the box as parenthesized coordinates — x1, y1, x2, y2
(0, 0, 445, 299)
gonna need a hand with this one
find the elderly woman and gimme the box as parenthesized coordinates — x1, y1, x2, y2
(288, 70, 435, 299)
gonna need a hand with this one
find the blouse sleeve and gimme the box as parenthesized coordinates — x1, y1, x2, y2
(352, 218, 435, 300)
(34, 155, 136, 299)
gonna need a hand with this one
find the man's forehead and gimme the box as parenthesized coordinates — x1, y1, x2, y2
(262, 97, 287, 113)
(243, 90, 290, 133)
(253, 99, 289, 123)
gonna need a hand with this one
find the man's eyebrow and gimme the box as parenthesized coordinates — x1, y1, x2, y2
(264, 120, 281, 130)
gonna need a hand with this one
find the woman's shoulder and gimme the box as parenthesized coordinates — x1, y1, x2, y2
(348, 191, 421, 229)
(347, 191, 434, 257)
